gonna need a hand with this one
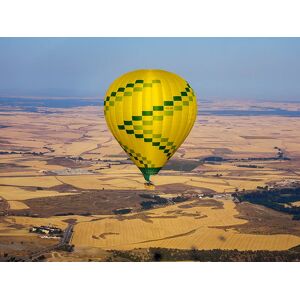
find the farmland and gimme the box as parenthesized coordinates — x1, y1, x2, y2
(71, 199, 300, 251)
(1, 98, 300, 261)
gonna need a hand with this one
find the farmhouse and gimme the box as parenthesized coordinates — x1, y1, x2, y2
(30, 226, 63, 236)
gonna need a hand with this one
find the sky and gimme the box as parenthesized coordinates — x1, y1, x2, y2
(0, 38, 299, 101)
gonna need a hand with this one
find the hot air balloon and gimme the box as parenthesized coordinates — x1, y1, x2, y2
(104, 69, 197, 183)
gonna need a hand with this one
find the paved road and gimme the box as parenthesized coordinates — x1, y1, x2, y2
(60, 224, 73, 245)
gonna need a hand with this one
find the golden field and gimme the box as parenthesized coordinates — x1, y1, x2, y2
(1, 99, 300, 260)
(0, 186, 77, 201)
(71, 199, 300, 251)
(7, 201, 29, 210)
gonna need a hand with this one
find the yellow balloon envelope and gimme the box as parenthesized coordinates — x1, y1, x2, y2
(104, 69, 197, 182)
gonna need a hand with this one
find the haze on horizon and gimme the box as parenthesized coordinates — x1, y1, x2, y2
(0, 38, 299, 102)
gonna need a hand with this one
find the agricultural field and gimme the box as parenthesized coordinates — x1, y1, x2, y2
(71, 199, 300, 251)
(1, 99, 300, 261)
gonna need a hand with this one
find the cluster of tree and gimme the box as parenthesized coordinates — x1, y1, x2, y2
(55, 212, 75, 216)
(139, 194, 187, 210)
(113, 208, 132, 215)
(6, 211, 39, 217)
(0, 150, 44, 156)
(236, 164, 264, 168)
(235, 186, 300, 219)
(107, 246, 300, 262)
(54, 211, 93, 217)
(140, 198, 168, 210)
(201, 153, 290, 164)
(0, 253, 47, 262)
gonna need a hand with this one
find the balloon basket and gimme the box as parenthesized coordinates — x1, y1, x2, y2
(144, 181, 155, 190)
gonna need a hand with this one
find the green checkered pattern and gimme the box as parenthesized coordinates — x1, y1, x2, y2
(120, 143, 156, 169)
(104, 79, 195, 159)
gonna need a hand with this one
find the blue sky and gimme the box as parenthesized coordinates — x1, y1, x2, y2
(0, 38, 299, 101)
